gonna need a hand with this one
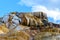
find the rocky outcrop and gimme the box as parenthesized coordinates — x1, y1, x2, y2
(0, 12, 60, 40)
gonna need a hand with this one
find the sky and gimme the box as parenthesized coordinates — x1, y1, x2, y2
(0, 0, 60, 24)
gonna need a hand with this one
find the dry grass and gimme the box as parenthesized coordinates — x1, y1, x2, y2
(0, 31, 30, 40)
(0, 24, 9, 34)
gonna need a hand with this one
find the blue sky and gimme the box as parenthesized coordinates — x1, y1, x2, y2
(0, 0, 31, 17)
(0, 0, 60, 24)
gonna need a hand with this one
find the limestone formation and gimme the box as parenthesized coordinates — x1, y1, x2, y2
(0, 12, 60, 40)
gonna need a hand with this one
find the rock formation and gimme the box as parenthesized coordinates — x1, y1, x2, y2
(0, 12, 60, 40)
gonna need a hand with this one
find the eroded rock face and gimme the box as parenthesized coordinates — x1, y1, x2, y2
(2, 12, 48, 29)
(16, 12, 47, 27)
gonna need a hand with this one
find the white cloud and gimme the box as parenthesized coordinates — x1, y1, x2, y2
(32, 5, 60, 22)
(18, 0, 43, 6)
(18, 0, 60, 6)
(18, 0, 60, 23)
